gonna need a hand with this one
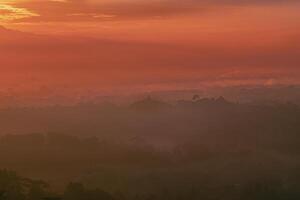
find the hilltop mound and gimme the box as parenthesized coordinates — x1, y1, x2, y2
(130, 96, 172, 111)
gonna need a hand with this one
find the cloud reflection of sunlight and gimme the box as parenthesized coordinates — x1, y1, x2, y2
(0, 2, 38, 22)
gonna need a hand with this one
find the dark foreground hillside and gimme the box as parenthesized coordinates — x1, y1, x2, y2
(0, 97, 300, 200)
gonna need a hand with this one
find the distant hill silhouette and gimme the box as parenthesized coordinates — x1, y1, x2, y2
(130, 96, 234, 112)
(130, 96, 172, 111)
(177, 96, 233, 109)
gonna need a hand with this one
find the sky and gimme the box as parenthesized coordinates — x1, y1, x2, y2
(0, 0, 299, 97)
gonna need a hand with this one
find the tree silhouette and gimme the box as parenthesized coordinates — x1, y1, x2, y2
(64, 182, 114, 200)
(0, 170, 49, 200)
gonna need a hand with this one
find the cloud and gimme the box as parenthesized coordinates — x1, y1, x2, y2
(0, 3, 38, 22)
(9, 0, 300, 23)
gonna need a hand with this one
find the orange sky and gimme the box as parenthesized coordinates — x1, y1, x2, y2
(1, 0, 299, 39)
(0, 0, 299, 96)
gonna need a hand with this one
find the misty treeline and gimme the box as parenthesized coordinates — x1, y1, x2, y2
(0, 169, 113, 200)
(0, 97, 300, 199)
(1, 168, 300, 200)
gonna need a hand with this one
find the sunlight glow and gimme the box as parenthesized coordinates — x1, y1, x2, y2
(0, 3, 38, 22)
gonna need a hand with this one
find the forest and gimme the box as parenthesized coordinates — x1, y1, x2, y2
(0, 96, 300, 199)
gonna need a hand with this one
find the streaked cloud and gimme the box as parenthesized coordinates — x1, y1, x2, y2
(7, 0, 300, 23)
(0, 3, 38, 22)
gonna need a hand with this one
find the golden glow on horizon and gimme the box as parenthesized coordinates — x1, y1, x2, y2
(0, 2, 38, 22)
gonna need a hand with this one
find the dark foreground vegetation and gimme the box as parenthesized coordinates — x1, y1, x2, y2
(0, 169, 114, 200)
(1, 168, 300, 200)
(0, 96, 300, 199)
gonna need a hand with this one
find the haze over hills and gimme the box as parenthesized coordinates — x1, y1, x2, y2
(0, 95, 299, 200)
(0, 95, 298, 140)
(0, 84, 299, 109)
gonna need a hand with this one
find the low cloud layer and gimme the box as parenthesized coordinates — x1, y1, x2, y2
(3, 0, 299, 23)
